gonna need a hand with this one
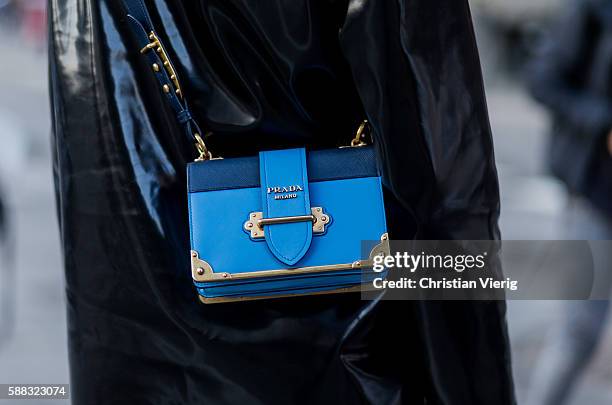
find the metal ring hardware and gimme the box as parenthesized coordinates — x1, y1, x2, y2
(194, 133, 212, 161)
(350, 120, 370, 147)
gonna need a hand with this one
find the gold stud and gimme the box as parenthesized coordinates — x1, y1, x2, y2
(162, 84, 170, 93)
(222, 273, 230, 278)
(191, 252, 197, 258)
(321, 215, 328, 222)
(175, 89, 181, 96)
(152, 63, 160, 72)
(196, 267, 205, 275)
(246, 223, 253, 229)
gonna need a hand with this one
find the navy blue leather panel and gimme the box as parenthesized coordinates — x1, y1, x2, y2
(187, 146, 378, 192)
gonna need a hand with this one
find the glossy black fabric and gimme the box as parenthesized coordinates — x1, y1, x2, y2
(48, 1, 514, 404)
(528, 0, 612, 214)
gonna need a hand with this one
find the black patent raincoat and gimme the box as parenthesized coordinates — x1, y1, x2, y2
(48, 1, 514, 404)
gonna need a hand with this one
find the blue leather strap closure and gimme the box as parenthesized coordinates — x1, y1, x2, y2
(259, 148, 313, 265)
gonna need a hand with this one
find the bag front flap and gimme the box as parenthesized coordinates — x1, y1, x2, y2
(259, 148, 312, 265)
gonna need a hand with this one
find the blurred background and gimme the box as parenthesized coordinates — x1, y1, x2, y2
(0, 0, 611, 404)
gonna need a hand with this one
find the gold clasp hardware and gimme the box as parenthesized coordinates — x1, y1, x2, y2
(140, 31, 183, 99)
(194, 133, 213, 161)
(350, 120, 370, 147)
(244, 207, 330, 239)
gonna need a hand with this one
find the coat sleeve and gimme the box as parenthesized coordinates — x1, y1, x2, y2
(339, 0, 500, 241)
(340, 1, 515, 404)
(528, 0, 612, 136)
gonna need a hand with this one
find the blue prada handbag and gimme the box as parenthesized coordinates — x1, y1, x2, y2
(124, 0, 389, 303)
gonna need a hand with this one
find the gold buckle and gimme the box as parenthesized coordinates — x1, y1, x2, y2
(141, 31, 218, 161)
(140, 31, 182, 99)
